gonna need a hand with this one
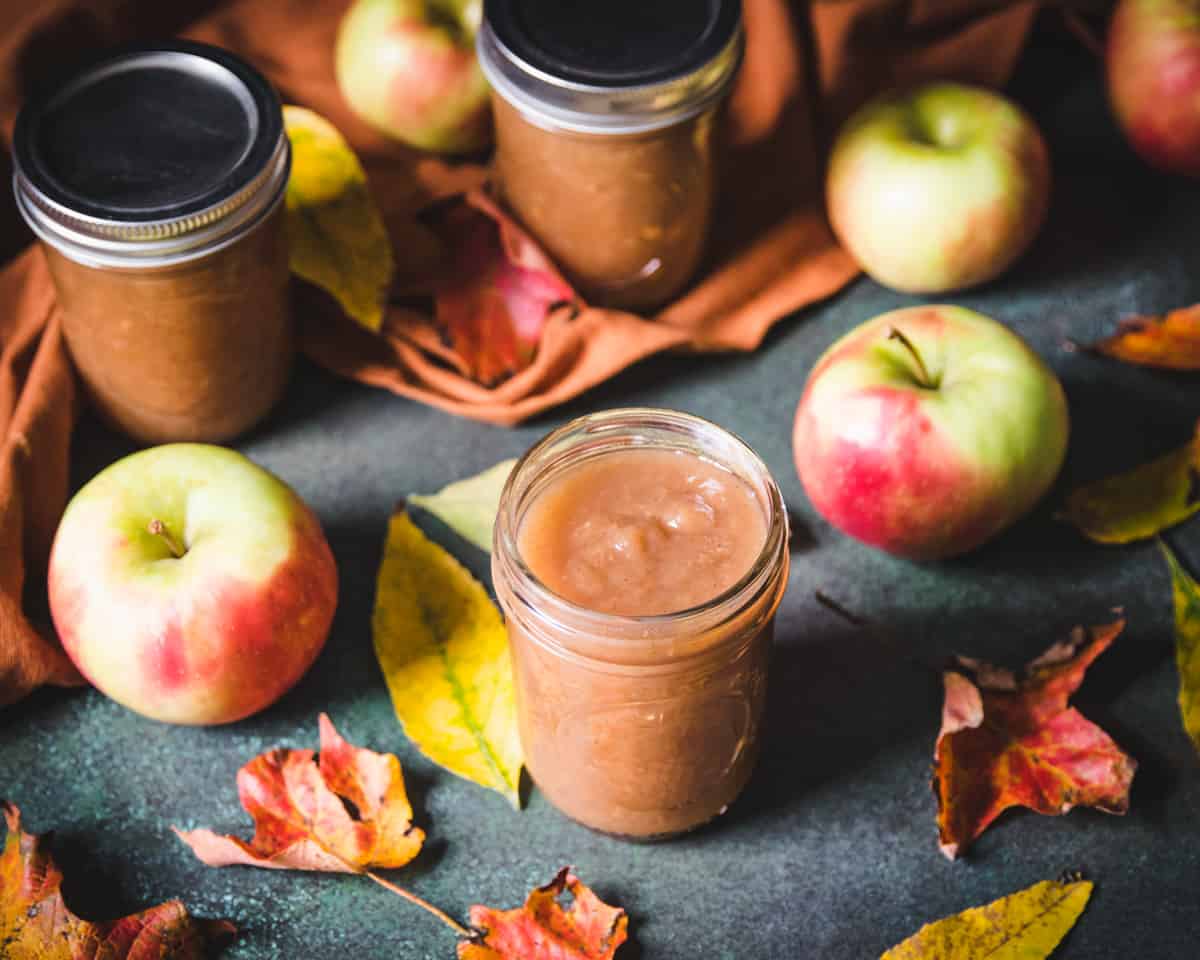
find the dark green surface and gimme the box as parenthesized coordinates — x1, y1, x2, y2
(4, 24, 1200, 959)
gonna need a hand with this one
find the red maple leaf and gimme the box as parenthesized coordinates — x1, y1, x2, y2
(933, 620, 1137, 859)
(432, 193, 577, 386)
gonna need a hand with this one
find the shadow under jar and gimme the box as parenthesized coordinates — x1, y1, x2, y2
(13, 41, 293, 444)
(478, 0, 743, 311)
(493, 409, 789, 839)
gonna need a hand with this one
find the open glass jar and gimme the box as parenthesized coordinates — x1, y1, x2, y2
(478, 0, 743, 311)
(13, 41, 292, 444)
(493, 409, 789, 839)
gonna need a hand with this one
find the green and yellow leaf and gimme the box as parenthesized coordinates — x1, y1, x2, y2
(881, 878, 1092, 960)
(373, 511, 522, 807)
(283, 105, 393, 332)
(1162, 541, 1200, 753)
(409, 459, 517, 553)
(1060, 421, 1200, 544)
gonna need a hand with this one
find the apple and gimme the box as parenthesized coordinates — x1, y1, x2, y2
(826, 83, 1050, 294)
(335, 0, 491, 154)
(1108, 0, 1200, 176)
(47, 444, 338, 725)
(793, 305, 1069, 560)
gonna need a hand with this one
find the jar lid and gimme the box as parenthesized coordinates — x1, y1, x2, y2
(12, 41, 290, 268)
(478, 0, 743, 135)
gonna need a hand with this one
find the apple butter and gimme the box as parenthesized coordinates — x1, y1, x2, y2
(13, 42, 293, 443)
(493, 409, 789, 838)
(477, 0, 743, 310)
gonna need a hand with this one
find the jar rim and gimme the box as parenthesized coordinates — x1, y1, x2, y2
(493, 407, 789, 661)
(477, 19, 743, 135)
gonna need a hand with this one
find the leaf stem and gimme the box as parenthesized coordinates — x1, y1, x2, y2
(147, 519, 186, 558)
(888, 326, 935, 389)
(365, 871, 474, 939)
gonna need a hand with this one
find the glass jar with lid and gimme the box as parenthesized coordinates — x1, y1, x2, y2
(13, 41, 292, 444)
(477, 0, 743, 311)
(493, 408, 789, 838)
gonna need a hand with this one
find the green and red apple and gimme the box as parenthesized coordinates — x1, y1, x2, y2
(793, 306, 1069, 560)
(1108, 0, 1200, 176)
(48, 444, 338, 725)
(826, 83, 1050, 294)
(335, 0, 491, 153)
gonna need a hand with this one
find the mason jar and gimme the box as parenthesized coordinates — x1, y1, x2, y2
(477, 0, 743, 311)
(493, 408, 789, 838)
(13, 41, 292, 444)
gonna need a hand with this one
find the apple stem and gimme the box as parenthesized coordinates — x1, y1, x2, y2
(147, 519, 186, 559)
(888, 326, 936, 389)
(365, 871, 476, 940)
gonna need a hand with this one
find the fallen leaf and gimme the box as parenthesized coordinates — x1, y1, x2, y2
(459, 868, 628, 960)
(1060, 419, 1200, 543)
(284, 105, 394, 332)
(409, 459, 517, 553)
(2, 801, 234, 958)
(175, 713, 424, 873)
(1162, 542, 1200, 753)
(933, 621, 1136, 859)
(373, 511, 523, 807)
(881, 876, 1092, 959)
(432, 195, 577, 385)
(1088, 303, 1200, 369)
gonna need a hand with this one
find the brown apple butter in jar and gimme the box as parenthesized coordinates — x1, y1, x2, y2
(478, 0, 743, 310)
(13, 42, 293, 444)
(493, 409, 789, 839)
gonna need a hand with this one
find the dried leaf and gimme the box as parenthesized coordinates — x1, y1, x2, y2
(1089, 303, 1200, 369)
(1060, 420, 1200, 543)
(373, 511, 522, 807)
(933, 622, 1136, 859)
(2, 801, 234, 958)
(409, 460, 517, 553)
(432, 196, 576, 385)
(881, 877, 1092, 959)
(175, 713, 424, 873)
(1162, 542, 1200, 753)
(284, 105, 394, 332)
(459, 868, 628, 960)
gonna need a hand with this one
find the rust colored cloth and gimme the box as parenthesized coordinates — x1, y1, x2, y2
(0, 0, 1036, 704)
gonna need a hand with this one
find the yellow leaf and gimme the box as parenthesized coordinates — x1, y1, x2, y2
(882, 878, 1092, 960)
(409, 459, 517, 553)
(283, 105, 394, 332)
(372, 511, 522, 807)
(1162, 542, 1200, 752)
(1060, 423, 1200, 544)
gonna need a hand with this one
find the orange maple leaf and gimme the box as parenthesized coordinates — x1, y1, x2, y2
(174, 713, 424, 873)
(432, 193, 577, 386)
(459, 868, 629, 960)
(933, 621, 1137, 859)
(1089, 303, 1200, 369)
(1, 801, 234, 958)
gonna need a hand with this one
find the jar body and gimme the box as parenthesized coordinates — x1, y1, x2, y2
(493, 409, 789, 839)
(492, 96, 719, 311)
(44, 203, 292, 444)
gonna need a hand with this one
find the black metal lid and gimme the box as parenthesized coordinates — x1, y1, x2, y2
(12, 40, 289, 266)
(485, 0, 740, 88)
(479, 0, 743, 134)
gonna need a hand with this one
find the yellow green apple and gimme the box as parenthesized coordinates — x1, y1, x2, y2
(793, 306, 1069, 560)
(826, 83, 1050, 294)
(48, 444, 338, 725)
(335, 0, 491, 154)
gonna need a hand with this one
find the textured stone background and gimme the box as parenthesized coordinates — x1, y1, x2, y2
(3, 20, 1199, 959)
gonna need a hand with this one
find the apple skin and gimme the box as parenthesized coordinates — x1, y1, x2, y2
(793, 306, 1069, 560)
(335, 0, 491, 154)
(826, 83, 1050, 294)
(1108, 0, 1200, 176)
(47, 444, 338, 725)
